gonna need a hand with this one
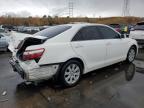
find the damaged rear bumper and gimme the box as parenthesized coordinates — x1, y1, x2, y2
(9, 58, 26, 78)
(9, 58, 60, 81)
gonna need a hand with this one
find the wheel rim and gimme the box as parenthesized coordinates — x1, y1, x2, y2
(64, 64, 81, 85)
(128, 49, 135, 62)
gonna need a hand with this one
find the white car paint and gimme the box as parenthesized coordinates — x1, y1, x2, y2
(130, 30, 144, 40)
(9, 24, 138, 81)
(129, 23, 144, 48)
(8, 31, 33, 52)
(8, 31, 46, 52)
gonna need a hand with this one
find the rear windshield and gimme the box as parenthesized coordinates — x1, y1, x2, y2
(34, 25, 71, 39)
(134, 25, 144, 30)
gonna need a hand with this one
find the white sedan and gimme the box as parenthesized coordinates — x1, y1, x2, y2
(9, 23, 138, 87)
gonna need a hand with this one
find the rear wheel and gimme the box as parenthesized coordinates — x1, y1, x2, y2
(126, 46, 136, 63)
(59, 60, 82, 87)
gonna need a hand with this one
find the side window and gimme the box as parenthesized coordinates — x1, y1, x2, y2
(72, 26, 102, 41)
(98, 26, 120, 39)
(72, 29, 84, 41)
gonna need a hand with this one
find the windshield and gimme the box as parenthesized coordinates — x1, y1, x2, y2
(135, 25, 144, 30)
(34, 25, 71, 39)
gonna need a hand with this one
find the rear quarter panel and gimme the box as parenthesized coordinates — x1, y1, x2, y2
(26, 42, 79, 65)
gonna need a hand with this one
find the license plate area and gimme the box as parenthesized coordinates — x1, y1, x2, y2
(9, 58, 25, 78)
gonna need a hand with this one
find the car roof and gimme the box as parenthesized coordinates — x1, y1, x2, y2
(43, 23, 119, 43)
(66, 23, 107, 27)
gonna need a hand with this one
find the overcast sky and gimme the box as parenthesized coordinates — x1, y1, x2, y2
(0, 0, 143, 17)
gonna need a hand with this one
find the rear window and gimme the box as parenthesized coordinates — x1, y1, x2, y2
(34, 25, 71, 39)
(134, 25, 144, 30)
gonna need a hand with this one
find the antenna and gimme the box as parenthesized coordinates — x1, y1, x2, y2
(68, 0, 74, 17)
(122, 0, 130, 16)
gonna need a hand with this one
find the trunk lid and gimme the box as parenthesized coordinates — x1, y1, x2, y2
(8, 31, 47, 53)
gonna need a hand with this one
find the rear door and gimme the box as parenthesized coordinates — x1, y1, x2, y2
(98, 26, 128, 65)
(71, 26, 107, 73)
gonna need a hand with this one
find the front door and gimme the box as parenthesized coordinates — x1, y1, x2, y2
(98, 26, 128, 65)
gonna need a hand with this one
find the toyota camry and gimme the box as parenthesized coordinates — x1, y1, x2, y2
(9, 23, 138, 87)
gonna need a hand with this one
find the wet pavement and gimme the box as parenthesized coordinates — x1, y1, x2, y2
(0, 49, 144, 108)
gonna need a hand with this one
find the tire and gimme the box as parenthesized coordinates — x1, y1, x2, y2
(59, 60, 83, 87)
(126, 46, 136, 63)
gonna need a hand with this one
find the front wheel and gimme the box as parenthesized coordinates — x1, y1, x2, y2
(126, 46, 136, 63)
(59, 60, 82, 87)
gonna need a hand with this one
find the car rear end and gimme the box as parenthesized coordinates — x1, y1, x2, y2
(130, 23, 144, 48)
(9, 25, 72, 81)
(135, 39, 144, 48)
(9, 36, 60, 81)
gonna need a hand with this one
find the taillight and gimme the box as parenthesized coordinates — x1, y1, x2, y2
(22, 48, 45, 61)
